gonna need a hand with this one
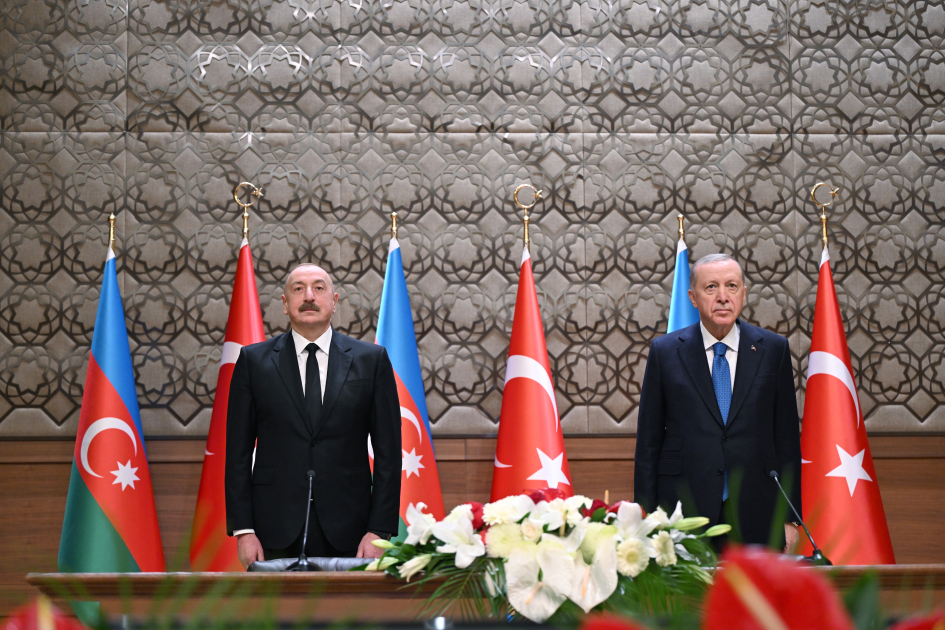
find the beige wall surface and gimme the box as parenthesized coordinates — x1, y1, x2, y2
(1, 0, 944, 437)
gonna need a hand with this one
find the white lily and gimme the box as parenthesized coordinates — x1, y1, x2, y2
(669, 528, 697, 562)
(431, 516, 485, 569)
(404, 502, 437, 545)
(564, 495, 593, 525)
(398, 554, 432, 581)
(506, 546, 568, 623)
(483, 494, 535, 526)
(530, 499, 567, 532)
(614, 501, 657, 541)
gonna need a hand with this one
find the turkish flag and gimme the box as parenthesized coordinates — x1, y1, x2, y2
(798, 246, 895, 565)
(190, 239, 265, 571)
(490, 247, 573, 502)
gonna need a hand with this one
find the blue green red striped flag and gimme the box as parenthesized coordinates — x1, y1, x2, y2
(58, 244, 165, 623)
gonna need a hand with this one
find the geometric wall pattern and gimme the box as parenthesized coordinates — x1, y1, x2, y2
(1, 0, 944, 437)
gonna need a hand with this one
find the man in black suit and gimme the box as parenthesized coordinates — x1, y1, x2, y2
(226, 263, 401, 567)
(634, 254, 801, 552)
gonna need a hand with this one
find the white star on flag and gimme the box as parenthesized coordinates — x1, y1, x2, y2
(111, 460, 139, 491)
(526, 448, 570, 489)
(825, 444, 872, 497)
(402, 448, 424, 478)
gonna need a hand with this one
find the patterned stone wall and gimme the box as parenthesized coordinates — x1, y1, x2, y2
(1, 0, 944, 437)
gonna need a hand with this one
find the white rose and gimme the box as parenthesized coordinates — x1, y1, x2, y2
(521, 519, 543, 543)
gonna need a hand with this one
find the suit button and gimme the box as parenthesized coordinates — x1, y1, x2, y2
(722, 435, 729, 442)
(311, 439, 316, 446)
(717, 469, 724, 476)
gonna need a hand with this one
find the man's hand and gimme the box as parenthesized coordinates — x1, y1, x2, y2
(237, 533, 265, 569)
(356, 532, 385, 559)
(784, 523, 800, 554)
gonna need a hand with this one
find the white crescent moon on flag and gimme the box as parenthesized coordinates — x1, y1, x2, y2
(367, 435, 374, 460)
(807, 351, 861, 428)
(505, 355, 559, 431)
(494, 456, 512, 468)
(401, 406, 424, 443)
(80, 417, 138, 478)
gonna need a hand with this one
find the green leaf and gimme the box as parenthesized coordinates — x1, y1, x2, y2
(842, 571, 884, 630)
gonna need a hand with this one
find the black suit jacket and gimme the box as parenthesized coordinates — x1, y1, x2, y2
(634, 320, 801, 547)
(225, 330, 401, 551)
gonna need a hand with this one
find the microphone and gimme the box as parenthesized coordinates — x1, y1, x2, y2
(287, 470, 318, 572)
(769, 470, 831, 566)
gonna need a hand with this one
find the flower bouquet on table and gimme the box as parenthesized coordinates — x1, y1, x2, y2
(358, 488, 731, 623)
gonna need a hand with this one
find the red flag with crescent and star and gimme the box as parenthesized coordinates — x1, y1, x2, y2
(798, 246, 895, 564)
(490, 247, 573, 502)
(190, 238, 265, 571)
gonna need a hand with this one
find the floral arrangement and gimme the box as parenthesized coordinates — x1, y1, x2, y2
(361, 488, 731, 623)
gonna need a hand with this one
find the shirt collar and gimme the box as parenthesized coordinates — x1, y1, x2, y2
(292, 326, 333, 358)
(700, 320, 740, 353)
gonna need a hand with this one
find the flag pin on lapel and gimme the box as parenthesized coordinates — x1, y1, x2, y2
(751, 345, 756, 351)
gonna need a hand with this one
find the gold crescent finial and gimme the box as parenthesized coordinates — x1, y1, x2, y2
(513, 184, 544, 248)
(677, 214, 684, 240)
(391, 212, 398, 240)
(810, 183, 839, 249)
(234, 182, 263, 239)
(108, 213, 115, 248)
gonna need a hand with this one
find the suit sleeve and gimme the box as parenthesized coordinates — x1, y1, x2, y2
(773, 337, 802, 521)
(366, 346, 402, 535)
(634, 343, 665, 513)
(225, 348, 257, 535)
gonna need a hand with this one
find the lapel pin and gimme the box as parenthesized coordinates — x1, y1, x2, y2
(751, 345, 756, 351)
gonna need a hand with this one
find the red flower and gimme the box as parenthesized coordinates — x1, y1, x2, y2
(889, 613, 945, 630)
(581, 499, 610, 518)
(466, 502, 485, 530)
(527, 487, 569, 503)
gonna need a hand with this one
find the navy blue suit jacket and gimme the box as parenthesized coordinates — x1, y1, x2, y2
(633, 320, 802, 547)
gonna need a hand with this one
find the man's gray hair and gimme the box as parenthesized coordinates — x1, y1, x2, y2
(690, 253, 745, 290)
(283, 263, 334, 293)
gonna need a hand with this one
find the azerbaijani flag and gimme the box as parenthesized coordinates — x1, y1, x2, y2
(376, 234, 445, 535)
(58, 244, 165, 623)
(667, 233, 699, 333)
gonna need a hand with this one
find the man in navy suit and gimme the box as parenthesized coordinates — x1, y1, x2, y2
(226, 264, 401, 567)
(634, 254, 801, 552)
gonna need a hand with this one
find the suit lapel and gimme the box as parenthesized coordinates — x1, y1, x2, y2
(727, 321, 765, 427)
(272, 332, 311, 436)
(314, 332, 353, 437)
(677, 326, 725, 428)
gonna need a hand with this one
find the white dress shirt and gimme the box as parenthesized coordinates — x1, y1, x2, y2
(700, 320, 739, 390)
(293, 327, 331, 401)
(233, 327, 332, 538)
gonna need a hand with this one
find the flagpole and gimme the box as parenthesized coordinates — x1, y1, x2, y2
(391, 212, 398, 240)
(233, 182, 263, 240)
(677, 214, 684, 240)
(513, 183, 544, 250)
(108, 213, 115, 249)
(810, 182, 839, 249)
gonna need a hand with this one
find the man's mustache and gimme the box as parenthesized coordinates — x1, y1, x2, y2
(299, 302, 319, 312)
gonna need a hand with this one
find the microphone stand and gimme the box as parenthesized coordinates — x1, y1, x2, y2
(287, 470, 317, 572)
(769, 470, 832, 566)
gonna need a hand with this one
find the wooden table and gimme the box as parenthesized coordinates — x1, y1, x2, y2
(26, 565, 945, 622)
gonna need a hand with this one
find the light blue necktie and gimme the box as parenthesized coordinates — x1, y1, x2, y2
(712, 342, 731, 501)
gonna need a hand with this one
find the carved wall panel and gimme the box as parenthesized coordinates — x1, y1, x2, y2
(1, 0, 943, 436)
